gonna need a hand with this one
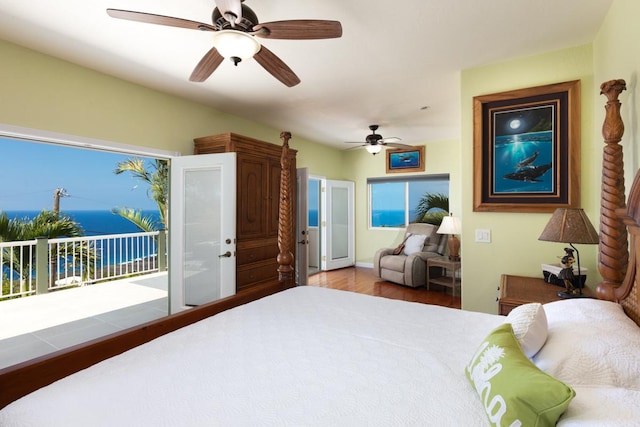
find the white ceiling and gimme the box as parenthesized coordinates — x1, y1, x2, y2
(0, 0, 613, 149)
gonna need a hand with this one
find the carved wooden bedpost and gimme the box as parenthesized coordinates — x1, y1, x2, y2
(597, 79, 628, 299)
(277, 131, 294, 288)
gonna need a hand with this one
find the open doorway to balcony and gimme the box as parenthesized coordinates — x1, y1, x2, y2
(0, 125, 176, 369)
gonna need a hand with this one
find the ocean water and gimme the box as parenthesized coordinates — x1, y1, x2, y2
(2, 210, 163, 268)
(372, 210, 416, 228)
(309, 209, 318, 227)
(4, 210, 162, 236)
(494, 131, 554, 193)
(311, 209, 416, 228)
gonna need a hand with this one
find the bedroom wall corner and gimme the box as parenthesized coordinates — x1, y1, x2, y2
(593, 0, 640, 194)
(460, 44, 597, 314)
(293, 139, 345, 179)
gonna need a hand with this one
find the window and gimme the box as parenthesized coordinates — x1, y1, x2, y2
(308, 178, 320, 227)
(368, 174, 449, 228)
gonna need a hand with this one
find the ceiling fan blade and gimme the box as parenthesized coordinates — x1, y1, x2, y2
(381, 137, 402, 143)
(189, 47, 225, 82)
(253, 20, 342, 40)
(106, 9, 216, 31)
(214, 0, 243, 24)
(253, 45, 300, 87)
(384, 142, 414, 149)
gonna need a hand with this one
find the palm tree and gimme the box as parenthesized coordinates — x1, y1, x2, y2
(0, 210, 96, 289)
(414, 193, 449, 225)
(113, 158, 168, 232)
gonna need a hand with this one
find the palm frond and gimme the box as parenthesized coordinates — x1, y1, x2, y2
(414, 193, 450, 225)
(113, 158, 168, 230)
(111, 207, 158, 233)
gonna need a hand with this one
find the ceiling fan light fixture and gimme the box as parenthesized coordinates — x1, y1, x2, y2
(212, 30, 260, 62)
(365, 144, 382, 155)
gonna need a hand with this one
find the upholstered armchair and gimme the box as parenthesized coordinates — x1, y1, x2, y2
(373, 223, 447, 288)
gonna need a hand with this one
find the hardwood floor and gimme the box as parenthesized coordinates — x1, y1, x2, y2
(307, 266, 461, 309)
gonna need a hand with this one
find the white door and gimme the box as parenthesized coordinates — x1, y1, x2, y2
(321, 179, 355, 270)
(169, 153, 236, 314)
(296, 168, 309, 285)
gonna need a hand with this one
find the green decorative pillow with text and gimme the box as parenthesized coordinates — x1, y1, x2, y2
(465, 323, 575, 427)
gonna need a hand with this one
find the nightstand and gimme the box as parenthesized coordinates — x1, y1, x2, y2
(498, 274, 593, 315)
(426, 256, 461, 296)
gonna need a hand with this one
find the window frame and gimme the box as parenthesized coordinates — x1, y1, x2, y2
(367, 173, 450, 230)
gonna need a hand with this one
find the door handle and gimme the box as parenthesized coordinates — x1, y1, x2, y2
(298, 240, 308, 244)
(218, 251, 232, 258)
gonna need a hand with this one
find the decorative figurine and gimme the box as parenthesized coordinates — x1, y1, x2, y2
(557, 247, 577, 297)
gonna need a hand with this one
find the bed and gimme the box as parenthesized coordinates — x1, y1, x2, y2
(1, 81, 639, 426)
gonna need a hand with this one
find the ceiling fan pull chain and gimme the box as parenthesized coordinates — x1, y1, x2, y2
(224, 13, 237, 27)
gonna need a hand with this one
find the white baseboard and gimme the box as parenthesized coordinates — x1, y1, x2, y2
(355, 262, 373, 269)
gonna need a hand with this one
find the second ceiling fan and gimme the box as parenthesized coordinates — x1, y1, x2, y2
(106, 0, 342, 87)
(346, 125, 413, 155)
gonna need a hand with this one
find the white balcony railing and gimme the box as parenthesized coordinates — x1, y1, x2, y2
(1, 231, 167, 300)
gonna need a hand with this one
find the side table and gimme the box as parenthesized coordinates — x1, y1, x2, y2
(498, 274, 593, 315)
(426, 256, 461, 296)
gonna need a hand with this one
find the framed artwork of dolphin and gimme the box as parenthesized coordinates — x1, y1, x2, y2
(472, 80, 580, 213)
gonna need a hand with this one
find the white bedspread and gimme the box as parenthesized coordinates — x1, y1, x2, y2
(0, 286, 504, 426)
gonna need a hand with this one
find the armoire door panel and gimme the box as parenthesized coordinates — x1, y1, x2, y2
(238, 156, 266, 238)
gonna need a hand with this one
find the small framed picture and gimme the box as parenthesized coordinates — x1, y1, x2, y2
(386, 146, 425, 174)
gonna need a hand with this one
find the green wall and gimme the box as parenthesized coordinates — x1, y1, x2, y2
(0, 38, 343, 180)
(460, 44, 597, 313)
(593, 0, 640, 183)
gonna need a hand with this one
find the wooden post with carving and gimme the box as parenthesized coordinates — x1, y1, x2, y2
(597, 79, 628, 299)
(277, 131, 295, 288)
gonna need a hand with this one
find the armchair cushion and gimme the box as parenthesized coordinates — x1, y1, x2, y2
(403, 234, 427, 255)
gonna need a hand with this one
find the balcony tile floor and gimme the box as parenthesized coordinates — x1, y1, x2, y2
(0, 272, 168, 370)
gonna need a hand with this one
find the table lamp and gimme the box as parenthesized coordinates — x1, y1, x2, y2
(437, 214, 462, 261)
(538, 208, 599, 298)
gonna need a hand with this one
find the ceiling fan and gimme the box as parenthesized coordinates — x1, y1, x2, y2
(106, 0, 342, 87)
(345, 125, 412, 155)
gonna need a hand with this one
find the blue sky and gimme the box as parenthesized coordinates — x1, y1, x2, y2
(0, 137, 157, 211)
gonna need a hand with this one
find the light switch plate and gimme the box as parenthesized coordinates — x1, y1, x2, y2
(475, 229, 491, 243)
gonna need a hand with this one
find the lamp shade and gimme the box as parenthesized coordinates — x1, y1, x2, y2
(365, 144, 382, 154)
(437, 215, 462, 235)
(538, 208, 599, 244)
(212, 30, 261, 60)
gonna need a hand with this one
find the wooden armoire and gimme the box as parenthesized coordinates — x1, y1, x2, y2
(193, 133, 297, 293)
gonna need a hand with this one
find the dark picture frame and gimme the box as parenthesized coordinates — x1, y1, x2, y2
(473, 80, 580, 213)
(386, 146, 425, 174)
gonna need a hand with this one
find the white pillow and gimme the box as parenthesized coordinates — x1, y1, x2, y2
(505, 302, 548, 358)
(403, 234, 427, 255)
(533, 298, 640, 388)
